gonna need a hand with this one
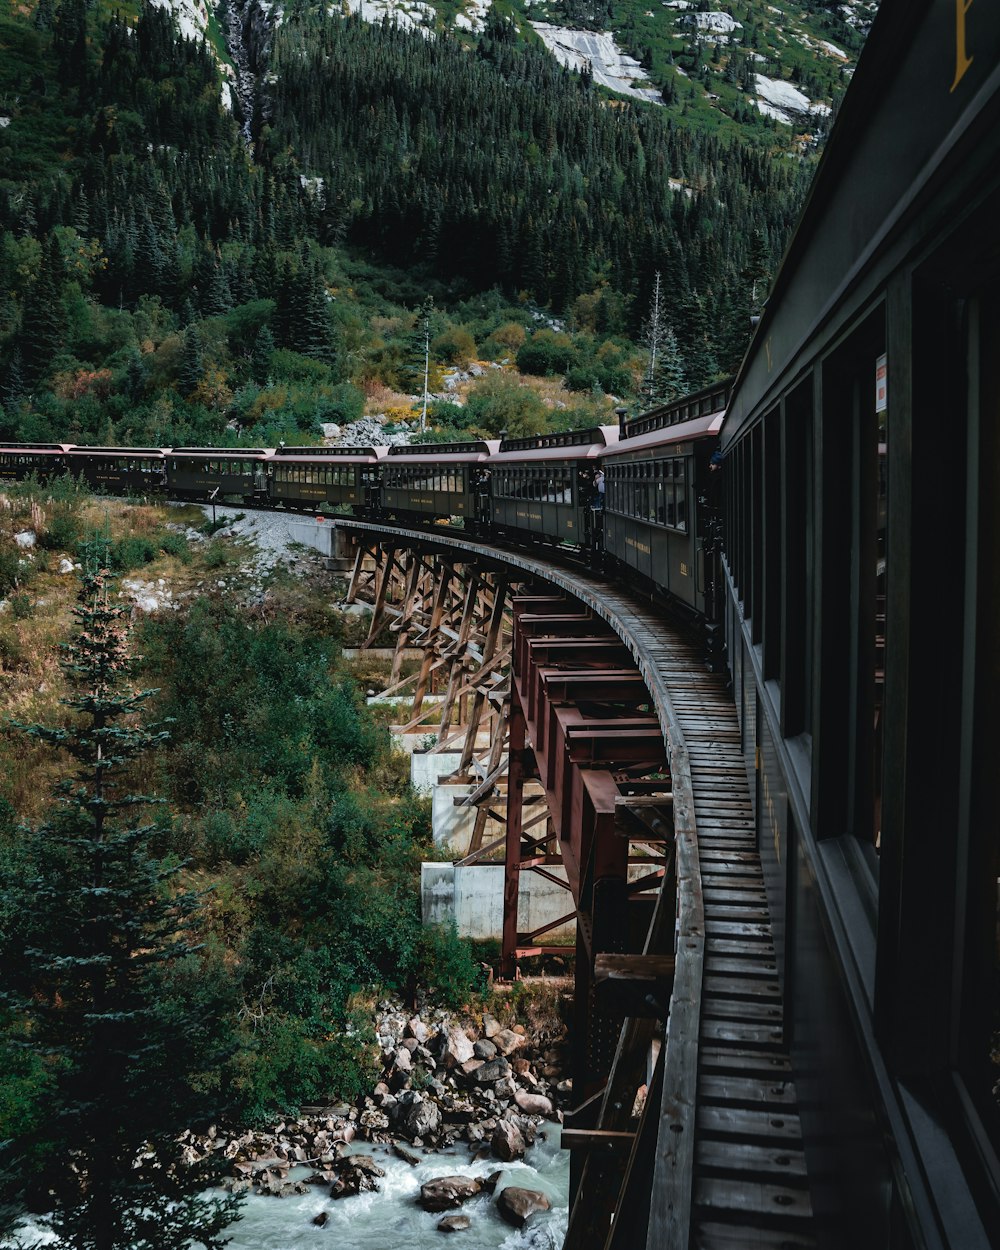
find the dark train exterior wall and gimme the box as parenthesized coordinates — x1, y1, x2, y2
(720, 2, 1000, 1246)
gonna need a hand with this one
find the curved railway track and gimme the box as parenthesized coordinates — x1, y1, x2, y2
(336, 520, 815, 1249)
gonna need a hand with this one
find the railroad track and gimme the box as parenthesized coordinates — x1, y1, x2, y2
(337, 520, 815, 1248)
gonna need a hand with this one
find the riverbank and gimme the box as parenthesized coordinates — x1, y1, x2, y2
(190, 995, 571, 1222)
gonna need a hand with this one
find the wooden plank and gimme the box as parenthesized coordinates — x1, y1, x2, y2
(696, 1105, 803, 1142)
(704, 957, 780, 979)
(698, 1048, 792, 1076)
(700, 1021, 785, 1050)
(696, 1222, 818, 1249)
(706, 937, 776, 958)
(696, 1139, 809, 1181)
(561, 1128, 636, 1155)
(694, 1177, 813, 1221)
(698, 1075, 798, 1108)
(703, 975, 781, 1001)
(701, 999, 785, 1024)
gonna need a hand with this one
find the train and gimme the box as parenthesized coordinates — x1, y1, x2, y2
(0, 376, 731, 623)
(4, 2, 997, 1243)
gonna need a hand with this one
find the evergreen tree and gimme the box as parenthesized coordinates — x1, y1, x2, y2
(251, 323, 276, 385)
(179, 325, 204, 397)
(19, 235, 65, 386)
(0, 565, 242, 1249)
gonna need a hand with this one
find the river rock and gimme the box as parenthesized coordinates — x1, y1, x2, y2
(437, 1214, 471, 1232)
(312, 1211, 329, 1227)
(330, 1154, 385, 1199)
(473, 1038, 497, 1060)
(492, 1119, 526, 1161)
(482, 1014, 502, 1039)
(496, 1186, 551, 1227)
(401, 1096, 441, 1140)
(493, 1029, 525, 1057)
(472, 1058, 511, 1085)
(419, 1175, 483, 1212)
(393, 1143, 421, 1165)
(432, 1025, 475, 1068)
(514, 1090, 554, 1116)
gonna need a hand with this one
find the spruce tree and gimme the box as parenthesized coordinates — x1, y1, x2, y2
(0, 565, 242, 1250)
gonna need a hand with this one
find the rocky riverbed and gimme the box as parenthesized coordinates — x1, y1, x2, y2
(195, 1000, 570, 1235)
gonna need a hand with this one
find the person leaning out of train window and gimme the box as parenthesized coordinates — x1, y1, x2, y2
(592, 469, 605, 510)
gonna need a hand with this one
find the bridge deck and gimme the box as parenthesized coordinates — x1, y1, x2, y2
(335, 523, 814, 1248)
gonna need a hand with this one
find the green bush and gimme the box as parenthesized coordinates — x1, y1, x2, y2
(464, 372, 547, 437)
(38, 509, 80, 552)
(516, 329, 577, 376)
(9, 593, 34, 620)
(159, 532, 191, 563)
(315, 382, 365, 427)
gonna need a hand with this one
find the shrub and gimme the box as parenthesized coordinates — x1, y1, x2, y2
(464, 372, 547, 437)
(37, 508, 80, 552)
(516, 329, 576, 376)
(432, 326, 477, 368)
(9, 594, 34, 620)
(159, 532, 191, 563)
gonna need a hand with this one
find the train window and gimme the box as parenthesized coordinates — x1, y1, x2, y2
(675, 464, 687, 533)
(781, 381, 814, 740)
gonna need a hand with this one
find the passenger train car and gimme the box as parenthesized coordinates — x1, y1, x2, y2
(718, 2, 1000, 1246)
(603, 379, 729, 616)
(490, 425, 617, 550)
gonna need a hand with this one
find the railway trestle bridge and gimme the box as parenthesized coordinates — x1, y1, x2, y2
(337, 520, 816, 1250)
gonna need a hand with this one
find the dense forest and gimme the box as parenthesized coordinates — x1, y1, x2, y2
(0, 1, 833, 448)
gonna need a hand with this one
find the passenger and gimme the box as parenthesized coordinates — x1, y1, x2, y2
(592, 469, 605, 510)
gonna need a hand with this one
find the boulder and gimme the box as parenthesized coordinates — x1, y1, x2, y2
(419, 1175, 483, 1212)
(406, 1017, 429, 1043)
(514, 1090, 554, 1117)
(393, 1143, 421, 1166)
(472, 1058, 511, 1085)
(329, 1154, 385, 1200)
(482, 1013, 502, 1039)
(493, 1029, 525, 1057)
(473, 1039, 497, 1060)
(437, 1215, 472, 1233)
(432, 1025, 475, 1068)
(496, 1186, 551, 1228)
(401, 1096, 441, 1141)
(491, 1120, 526, 1161)
(312, 1211, 329, 1227)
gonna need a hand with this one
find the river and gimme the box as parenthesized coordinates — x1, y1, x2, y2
(6, 1135, 569, 1249)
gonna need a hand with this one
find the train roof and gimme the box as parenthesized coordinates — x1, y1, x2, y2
(387, 440, 497, 463)
(490, 425, 618, 463)
(65, 446, 167, 457)
(271, 445, 387, 459)
(601, 410, 723, 459)
(170, 446, 267, 456)
(623, 380, 731, 441)
(722, 0, 1000, 449)
(270, 446, 387, 461)
(0, 443, 68, 455)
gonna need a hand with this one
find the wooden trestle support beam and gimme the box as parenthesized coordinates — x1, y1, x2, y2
(344, 533, 522, 861)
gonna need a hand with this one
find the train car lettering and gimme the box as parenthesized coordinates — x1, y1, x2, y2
(951, 0, 974, 92)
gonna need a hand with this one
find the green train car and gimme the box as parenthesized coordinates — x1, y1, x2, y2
(269, 446, 385, 513)
(66, 447, 168, 495)
(382, 441, 496, 525)
(166, 449, 267, 503)
(490, 426, 618, 548)
(603, 381, 730, 614)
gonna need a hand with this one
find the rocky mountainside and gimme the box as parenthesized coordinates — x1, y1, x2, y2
(163, 0, 879, 148)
